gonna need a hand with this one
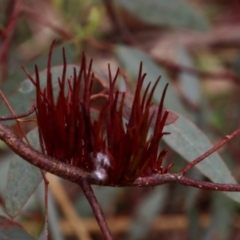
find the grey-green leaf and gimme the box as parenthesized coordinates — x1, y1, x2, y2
(114, 0, 209, 31)
(114, 45, 186, 115)
(163, 114, 240, 203)
(0, 215, 35, 240)
(128, 186, 167, 239)
(203, 192, 235, 240)
(0, 64, 80, 126)
(4, 128, 42, 217)
(177, 47, 202, 106)
(0, 42, 77, 127)
(114, 45, 239, 202)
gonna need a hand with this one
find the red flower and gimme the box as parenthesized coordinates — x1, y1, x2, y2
(27, 43, 175, 185)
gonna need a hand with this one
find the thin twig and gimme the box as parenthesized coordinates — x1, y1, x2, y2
(0, 89, 31, 143)
(42, 175, 49, 239)
(1, 83, 50, 238)
(0, 121, 93, 183)
(80, 179, 113, 240)
(180, 127, 240, 175)
(131, 173, 240, 192)
(0, 103, 36, 121)
(1, 121, 240, 193)
(48, 174, 92, 240)
(0, 90, 49, 188)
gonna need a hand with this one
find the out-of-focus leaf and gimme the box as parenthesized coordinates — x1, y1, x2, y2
(0, 64, 79, 126)
(114, 45, 186, 115)
(0, 215, 35, 240)
(0, 156, 10, 196)
(185, 169, 203, 240)
(115, 46, 240, 201)
(163, 114, 240, 203)
(0, 42, 77, 126)
(115, 0, 209, 31)
(232, 52, 240, 78)
(204, 192, 235, 240)
(47, 191, 64, 240)
(0, 157, 10, 217)
(75, 186, 123, 217)
(0, 140, 8, 151)
(198, 52, 233, 96)
(184, 169, 202, 210)
(188, 208, 201, 240)
(128, 186, 167, 239)
(177, 47, 201, 107)
(36, 182, 63, 240)
(38, 224, 48, 240)
(1, 43, 77, 96)
(4, 128, 42, 217)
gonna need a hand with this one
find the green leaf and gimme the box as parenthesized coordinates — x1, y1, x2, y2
(163, 114, 240, 203)
(115, 0, 209, 31)
(0, 216, 35, 240)
(4, 128, 42, 217)
(114, 45, 186, 114)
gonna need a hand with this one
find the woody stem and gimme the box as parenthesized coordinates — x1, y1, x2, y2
(79, 179, 113, 240)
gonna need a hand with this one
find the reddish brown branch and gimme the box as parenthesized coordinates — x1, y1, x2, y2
(180, 127, 240, 175)
(0, 104, 36, 121)
(80, 180, 112, 240)
(131, 173, 240, 192)
(1, 121, 240, 193)
(0, 121, 93, 184)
